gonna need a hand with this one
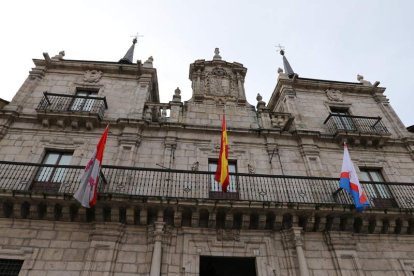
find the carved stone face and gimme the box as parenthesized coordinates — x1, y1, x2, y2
(212, 67, 226, 77)
(326, 89, 343, 102)
(83, 70, 103, 83)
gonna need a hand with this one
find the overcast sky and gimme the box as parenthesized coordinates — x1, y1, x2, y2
(0, 0, 413, 126)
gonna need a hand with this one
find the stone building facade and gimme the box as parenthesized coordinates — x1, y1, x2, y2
(0, 43, 413, 276)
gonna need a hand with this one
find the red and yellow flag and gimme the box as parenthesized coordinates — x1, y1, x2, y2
(215, 114, 229, 192)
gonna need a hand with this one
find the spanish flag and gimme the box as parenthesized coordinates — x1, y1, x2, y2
(215, 114, 230, 192)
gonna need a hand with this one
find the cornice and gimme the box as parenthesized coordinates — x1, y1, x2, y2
(268, 76, 387, 110)
(32, 58, 157, 78)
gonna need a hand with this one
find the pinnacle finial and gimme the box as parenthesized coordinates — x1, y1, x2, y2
(213, 48, 222, 60)
(276, 44, 285, 56)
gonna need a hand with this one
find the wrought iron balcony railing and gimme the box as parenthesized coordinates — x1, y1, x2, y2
(0, 161, 412, 210)
(36, 92, 108, 120)
(324, 114, 390, 136)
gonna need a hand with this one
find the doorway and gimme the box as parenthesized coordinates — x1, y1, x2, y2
(199, 256, 257, 276)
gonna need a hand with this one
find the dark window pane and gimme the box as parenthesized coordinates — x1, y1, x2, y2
(0, 259, 23, 276)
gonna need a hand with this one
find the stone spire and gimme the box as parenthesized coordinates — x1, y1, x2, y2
(280, 49, 295, 78)
(119, 38, 138, 64)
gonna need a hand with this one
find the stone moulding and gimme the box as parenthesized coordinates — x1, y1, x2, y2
(1, 194, 414, 236)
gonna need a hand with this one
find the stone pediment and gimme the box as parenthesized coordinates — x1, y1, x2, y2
(189, 49, 248, 105)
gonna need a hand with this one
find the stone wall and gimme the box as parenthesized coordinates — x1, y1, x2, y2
(1, 217, 414, 275)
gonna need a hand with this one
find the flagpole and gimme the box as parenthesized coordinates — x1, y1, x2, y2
(333, 142, 346, 196)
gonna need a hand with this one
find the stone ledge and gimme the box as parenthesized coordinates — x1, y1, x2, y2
(0, 194, 413, 236)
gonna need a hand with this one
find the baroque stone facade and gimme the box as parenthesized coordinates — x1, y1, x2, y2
(0, 48, 413, 276)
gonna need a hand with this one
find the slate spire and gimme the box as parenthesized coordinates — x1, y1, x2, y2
(280, 49, 295, 78)
(119, 38, 137, 64)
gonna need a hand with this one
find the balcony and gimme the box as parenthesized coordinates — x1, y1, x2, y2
(0, 161, 412, 210)
(143, 102, 171, 123)
(324, 114, 391, 146)
(36, 92, 108, 129)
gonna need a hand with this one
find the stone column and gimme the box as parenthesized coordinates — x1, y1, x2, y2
(292, 227, 309, 276)
(150, 221, 165, 276)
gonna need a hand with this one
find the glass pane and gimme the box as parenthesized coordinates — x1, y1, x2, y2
(228, 163, 237, 192)
(369, 171, 385, 182)
(43, 153, 60, 165)
(209, 162, 219, 191)
(76, 91, 89, 96)
(52, 154, 72, 182)
(36, 153, 59, 181)
(208, 163, 217, 172)
(58, 154, 72, 166)
(360, 171, 371, 182)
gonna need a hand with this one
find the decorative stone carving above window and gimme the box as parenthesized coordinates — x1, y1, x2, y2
(326, 89, 344, 102)
(216, 229, 240, 241)
(83, 70, 103, 83)
(211, 67, 227, 77)
(206, 69, 234, 96)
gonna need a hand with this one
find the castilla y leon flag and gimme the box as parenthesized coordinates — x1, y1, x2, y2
(215, 114, 230, 192)
(340, 143, 369, 211)
(74, 126, 109, 208)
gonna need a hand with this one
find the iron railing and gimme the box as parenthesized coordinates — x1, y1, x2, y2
(36, 92, 108, 120)
(0, 161, 412, 209)
(324, 114, 390, 136)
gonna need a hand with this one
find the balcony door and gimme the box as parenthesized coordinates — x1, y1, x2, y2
(330, 107, 356, 131)
(200, 256, 257, 276)
(31, 151, 72, 193)
(360, 169, 396, 208)
(70, 90, 97, 112)
(208, 160, 239, 199)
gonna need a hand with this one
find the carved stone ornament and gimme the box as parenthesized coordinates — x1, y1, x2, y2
(211, 67, 227, 77)
(248, 164, 255, 174)
(191, 161, 199, 171)
(326, 89, 344, 102)
(83, 70, 103, 83)
(206, 68, 234, 96)
(216, 229, 240, 241)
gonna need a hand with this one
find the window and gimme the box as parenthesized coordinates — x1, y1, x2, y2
(360, 169, 391, 197)
(330, 107, 355, 131)
(69, 89, 98, 112)
(32, 151, 73, 193)
(0, 259, 24, 276)
(208, 160, 237, 192)
(360, 168, 396, 208)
